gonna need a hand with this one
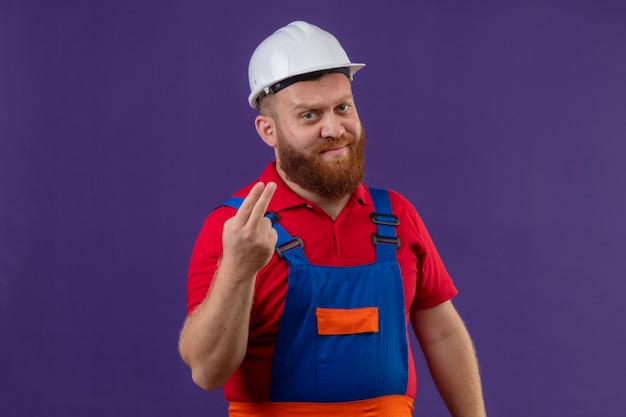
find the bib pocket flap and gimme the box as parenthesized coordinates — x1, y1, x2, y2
(315, 307, 379, 335)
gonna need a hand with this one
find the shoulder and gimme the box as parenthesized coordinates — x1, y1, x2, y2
(375, 188, 433, 241)
(380, 188, 420, 221)
(363, 186, 422, 221)
(385, 188, 414, 209)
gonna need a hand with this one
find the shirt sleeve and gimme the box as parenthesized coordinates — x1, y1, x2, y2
(186, 206, 236, 315)
(389, 190, 458, 310)
(412, 208, 458, 309)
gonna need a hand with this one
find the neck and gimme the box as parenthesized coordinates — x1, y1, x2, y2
(276, 167, 352, 221)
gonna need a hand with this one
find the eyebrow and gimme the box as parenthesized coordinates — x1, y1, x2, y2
(292, 94, 354, 112)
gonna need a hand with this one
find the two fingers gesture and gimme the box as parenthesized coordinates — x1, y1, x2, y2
(221, 182, 278, 276)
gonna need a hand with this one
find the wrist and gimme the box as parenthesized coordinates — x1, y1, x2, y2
(217, 254, 261, 283)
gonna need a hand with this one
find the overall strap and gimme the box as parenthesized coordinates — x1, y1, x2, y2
(219, 198, 309, 266)
(368, 188, 400, 262)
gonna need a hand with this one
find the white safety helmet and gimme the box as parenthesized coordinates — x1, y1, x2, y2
(247, 21, 365, 108)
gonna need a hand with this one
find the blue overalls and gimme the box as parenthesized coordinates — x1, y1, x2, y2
(222, 188, 408, 403)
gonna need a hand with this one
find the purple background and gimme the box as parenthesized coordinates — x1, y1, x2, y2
(2, 1, 625, 416)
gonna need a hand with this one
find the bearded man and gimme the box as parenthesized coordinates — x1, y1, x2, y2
(178, 21, 486, 417)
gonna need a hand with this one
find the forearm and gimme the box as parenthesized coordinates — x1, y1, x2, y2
(179, 258, 257, 390)
(420, 324, 486, 417)
(180, 182, 277, 390)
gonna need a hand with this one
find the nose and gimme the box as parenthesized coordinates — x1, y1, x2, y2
(320, 113, 345, 139)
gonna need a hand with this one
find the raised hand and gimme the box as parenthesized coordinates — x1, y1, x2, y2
(221, 182, 278, 277)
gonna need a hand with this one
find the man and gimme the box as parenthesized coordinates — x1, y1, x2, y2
(179, 21, 486, 417)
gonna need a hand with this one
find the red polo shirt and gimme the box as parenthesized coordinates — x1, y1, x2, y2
(186, 162, 458, 402)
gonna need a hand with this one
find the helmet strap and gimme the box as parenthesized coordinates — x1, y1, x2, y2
(259, 67, 351, 106)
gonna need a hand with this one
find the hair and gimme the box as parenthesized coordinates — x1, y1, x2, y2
(258, 93, 276, 117)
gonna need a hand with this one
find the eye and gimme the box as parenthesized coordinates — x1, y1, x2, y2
(336, 104, 351, 113)
(302, 112, 317, 120)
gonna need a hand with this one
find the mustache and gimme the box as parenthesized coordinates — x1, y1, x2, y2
(315, 135, 358, 153)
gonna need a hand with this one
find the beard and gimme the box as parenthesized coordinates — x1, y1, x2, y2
(275, 126, 367, 199)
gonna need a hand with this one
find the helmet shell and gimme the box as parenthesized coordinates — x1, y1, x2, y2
(247, 21, 365, 108)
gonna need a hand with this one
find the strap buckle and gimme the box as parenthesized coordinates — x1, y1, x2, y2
(370, 212, 399, 226)
(371, 233, 401, 248)
(275, 236, 304, 259)
(265, 211, 281, 224)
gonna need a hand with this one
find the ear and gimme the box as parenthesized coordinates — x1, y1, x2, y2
(255, 115, 277, 147)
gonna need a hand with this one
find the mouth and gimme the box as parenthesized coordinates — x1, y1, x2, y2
(322, 144, 346, 152)
(320, 144, 349, 157)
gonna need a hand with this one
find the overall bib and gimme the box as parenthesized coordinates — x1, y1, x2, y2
(223, 188, 412, 416)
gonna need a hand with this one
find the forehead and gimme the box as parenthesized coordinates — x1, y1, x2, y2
(274, 72, 354, 109)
